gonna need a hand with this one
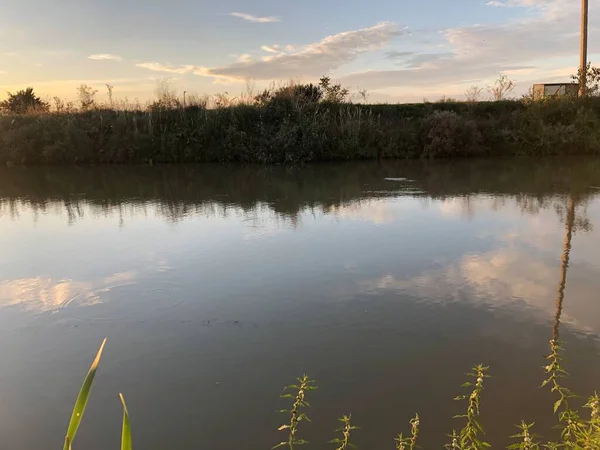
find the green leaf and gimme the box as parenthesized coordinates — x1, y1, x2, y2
(554, 398, 563, 413)
(120, 393, 132, 450)
(272, 442, 287, 449)
(63, 338, 107, 450)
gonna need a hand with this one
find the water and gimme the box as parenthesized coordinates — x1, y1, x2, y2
(1, 159, 600, 449)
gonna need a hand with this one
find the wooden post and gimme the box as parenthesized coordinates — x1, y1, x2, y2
(580, 0, 589, 96)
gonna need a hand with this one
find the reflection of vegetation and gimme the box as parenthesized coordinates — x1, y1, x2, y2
(552, 196, 576, 342)
(68, 340, 599, 449)
(1, 158, 600, 225)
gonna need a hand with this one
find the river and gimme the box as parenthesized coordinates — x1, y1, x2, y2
(1, 159, 600, 449)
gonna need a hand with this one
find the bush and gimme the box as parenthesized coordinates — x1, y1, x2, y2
(0, 87, 49, 114)
(422, 110, 482, 158)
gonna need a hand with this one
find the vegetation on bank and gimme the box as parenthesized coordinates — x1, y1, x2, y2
(2, 72, 600, 164)
(64, 338, 600, 449)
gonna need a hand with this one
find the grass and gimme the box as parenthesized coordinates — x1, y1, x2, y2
(63, 337, 599, 450)
(3, 94, 600, 164)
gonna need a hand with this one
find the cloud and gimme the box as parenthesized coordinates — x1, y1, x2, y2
(191, 67, 245, 84)
(136, 62, 194, 74)
(402, 52, 454, 69)
(384, 50, 414, 60)
(364, 244, 600, 335)
(230, 12, 280, 23)
(338, 0, 588, 92)
(237, 53, 253, 63)
(333, 201, 399, 225)
(261, 45, 280, 53)
(359, 196, 600, 335)
(0, 77, 152, 90)
(0, 271, 136, 313)
(199, 22, 402, 81)
(88, 53, 123, 62)
(2, 52, 16, 57)
(486, 0, 557, 7)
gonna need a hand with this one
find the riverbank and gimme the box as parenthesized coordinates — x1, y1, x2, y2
(1, 97, 600, 164)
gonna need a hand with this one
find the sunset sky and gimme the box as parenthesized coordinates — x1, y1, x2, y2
(0, 0, 597, 103)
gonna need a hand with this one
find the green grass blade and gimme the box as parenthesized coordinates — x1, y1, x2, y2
(62, 338, 107, 450)
(120, 393, 132, 450)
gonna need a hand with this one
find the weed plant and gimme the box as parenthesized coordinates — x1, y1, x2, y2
(63, 337, 599, 449)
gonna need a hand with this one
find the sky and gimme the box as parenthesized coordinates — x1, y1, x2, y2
(0, 0, 598, 103)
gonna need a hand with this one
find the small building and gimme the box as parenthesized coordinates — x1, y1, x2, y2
(533, 83, 579, 100)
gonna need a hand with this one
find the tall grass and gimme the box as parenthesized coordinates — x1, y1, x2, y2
(2, 96, 600, 164)
(64, 337, 599, 449)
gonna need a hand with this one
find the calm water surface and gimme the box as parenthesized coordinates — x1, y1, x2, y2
(1, 159, 600, 449)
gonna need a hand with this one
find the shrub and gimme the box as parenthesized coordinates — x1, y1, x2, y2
(422, 110, 482, 158)
(77, 84, 98, 111)
(0, 87, 49, 114)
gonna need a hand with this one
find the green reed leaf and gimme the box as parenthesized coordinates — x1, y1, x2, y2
(63, 338, 107, 450)
(120, 393, 132, 450)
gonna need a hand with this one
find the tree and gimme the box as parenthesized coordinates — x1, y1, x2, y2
(319, 76, 349, 103)
(77, 84, 98, 111)
(464, 85, 484, 103)
(571, 63, 600, 96)
(0, 87, 49, 113)
(487, 74, 516, 101)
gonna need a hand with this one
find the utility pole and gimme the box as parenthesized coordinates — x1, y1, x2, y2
(580, 0, 589, 96)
